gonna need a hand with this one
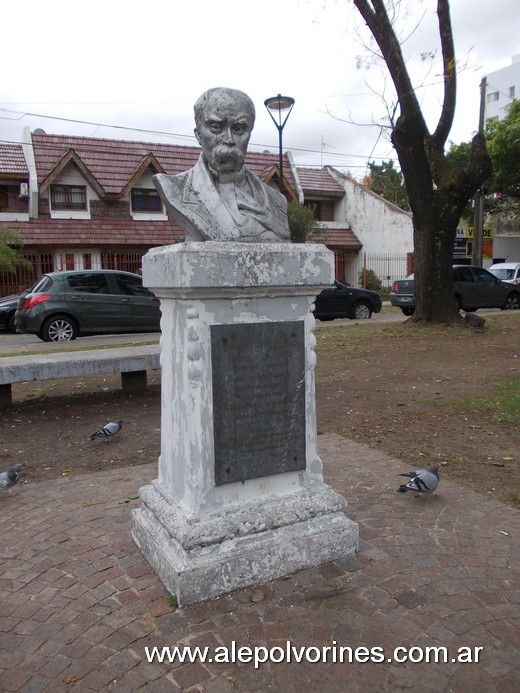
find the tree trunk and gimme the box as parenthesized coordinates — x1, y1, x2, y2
(412, 195, 462, 322)
(352, 0, 492, 324)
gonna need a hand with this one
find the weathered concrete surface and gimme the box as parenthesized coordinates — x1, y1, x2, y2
(134, 242, 358, 604)
(142, 241, 334, 292)
(0, 345, 160, 384)
(0, 345, 160, 406)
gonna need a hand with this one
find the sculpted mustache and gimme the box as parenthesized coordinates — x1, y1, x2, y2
(213, 145, 244, 163)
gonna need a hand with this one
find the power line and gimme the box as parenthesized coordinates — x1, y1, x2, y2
(0, 108, 395, 167)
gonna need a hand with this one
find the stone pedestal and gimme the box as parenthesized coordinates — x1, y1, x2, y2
(132, 242, 358, 605)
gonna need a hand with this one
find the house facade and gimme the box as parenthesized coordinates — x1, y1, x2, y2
(298, 166, 413, 286)
(1, 129, 413, 295)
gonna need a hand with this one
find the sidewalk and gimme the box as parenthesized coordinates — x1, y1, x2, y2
(1, 433, 518, 692)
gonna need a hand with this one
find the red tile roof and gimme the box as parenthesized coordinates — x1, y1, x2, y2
(7, 219, 183, 246)
(31, 133, 297, 197)
(0, 144, 29, 176)
(308, 228, 361, 250)
(296, 167, 344, 196)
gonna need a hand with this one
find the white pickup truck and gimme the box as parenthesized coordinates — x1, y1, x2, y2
(489, 262, 520, 286)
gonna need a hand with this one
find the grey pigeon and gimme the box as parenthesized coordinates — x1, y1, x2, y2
(0, 463, 24, 493)
(398, 465, 439, 495)
(90, 419, 123, 441)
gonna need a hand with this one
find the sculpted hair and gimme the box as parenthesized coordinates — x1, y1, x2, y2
(194, 88, 256, 130)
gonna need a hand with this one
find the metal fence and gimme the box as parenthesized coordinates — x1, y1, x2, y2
(335, 252, 413, 291)
(0, 254, 54, 295)
(0, 252, 145, 296)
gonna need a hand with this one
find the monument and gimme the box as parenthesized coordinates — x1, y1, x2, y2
(131, 88, 358, 605)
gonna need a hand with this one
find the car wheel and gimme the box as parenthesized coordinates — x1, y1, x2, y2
(401, 307, 415, 316)
(502, 294, 520, 310)
(349, 301, 372, 320)
(40, 315, 79, 342)
(7, 312, 17, 333)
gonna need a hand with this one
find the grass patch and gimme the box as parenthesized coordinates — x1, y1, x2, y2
(315, 310, 520, 351)
(507, 492, 520, 506)
(446, 379, 520, 426)
(167, 594, 178, 608)
(24, 388, 48, 401)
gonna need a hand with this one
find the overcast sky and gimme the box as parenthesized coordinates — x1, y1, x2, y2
(1, 0, 519, 177)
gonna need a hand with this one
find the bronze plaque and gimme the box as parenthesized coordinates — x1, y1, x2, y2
(211, 321, 306, 485)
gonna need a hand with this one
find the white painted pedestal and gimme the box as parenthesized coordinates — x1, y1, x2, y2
(131, 242, 358, 605)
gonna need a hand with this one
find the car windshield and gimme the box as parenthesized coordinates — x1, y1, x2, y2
(490, 268, 514, 281)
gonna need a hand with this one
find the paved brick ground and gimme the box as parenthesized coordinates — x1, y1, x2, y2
(1, 433, 518, 692)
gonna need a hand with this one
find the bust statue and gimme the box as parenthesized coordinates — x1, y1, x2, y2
(154, 87, 291, 243)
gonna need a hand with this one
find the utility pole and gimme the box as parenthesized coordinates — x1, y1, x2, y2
(471, 77, 487, 266)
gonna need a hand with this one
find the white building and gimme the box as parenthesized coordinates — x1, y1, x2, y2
(485, 54, 520, 122)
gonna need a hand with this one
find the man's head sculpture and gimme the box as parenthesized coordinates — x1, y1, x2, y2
(153, 87, 291, 243)
(193, 88, 255, 177)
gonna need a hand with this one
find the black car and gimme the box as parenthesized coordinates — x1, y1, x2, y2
(0, 293, 25, 333)
(313, 281, 382, 320)
(390, 265, 520, 315)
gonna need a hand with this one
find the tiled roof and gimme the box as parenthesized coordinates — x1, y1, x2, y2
(7, 219, 183, 246)
(296, 167, 344, 196)
(308, 228, 361, 250)
(31, 133, 297, 196)
(0, 144, 29, 176)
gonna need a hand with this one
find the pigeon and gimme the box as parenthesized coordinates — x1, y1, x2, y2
(398, 465, 439, 495)
(90, 419, 123, 441)
(0, 463, 24, 494)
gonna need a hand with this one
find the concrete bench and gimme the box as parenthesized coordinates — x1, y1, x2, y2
(0, 344, 161, 407)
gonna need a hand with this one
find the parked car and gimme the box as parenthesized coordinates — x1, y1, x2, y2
(0, 293, 25, 333)
(16, 270, 161, 342)
(390, 265, 520, 315)
(489, 262, 520, 285)
(313, 280, 382, 320)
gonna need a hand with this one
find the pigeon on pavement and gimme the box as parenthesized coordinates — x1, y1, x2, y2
(0, 463, 24, 494)
(90, 419, 123, 441)
(398, 465, 439, 495)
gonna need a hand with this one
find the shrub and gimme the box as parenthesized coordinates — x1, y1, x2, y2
(358, 268, 383, 292)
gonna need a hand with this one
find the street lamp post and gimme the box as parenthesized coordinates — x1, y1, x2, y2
(264, 94, 295, 194)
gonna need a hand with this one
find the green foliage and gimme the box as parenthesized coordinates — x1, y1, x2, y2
(287, 201, 317, 243)
(486, 99, 520, 198)
(0, 226, 31, 274)
(364, 160, 409, 211)
(449, 100, 520, 217)
(167, 594, 178, 608)
(358, 268, 382, 292)
(445, 141, 474, 221)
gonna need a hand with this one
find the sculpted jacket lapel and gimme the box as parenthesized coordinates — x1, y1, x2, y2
(182, 157, 242, 241)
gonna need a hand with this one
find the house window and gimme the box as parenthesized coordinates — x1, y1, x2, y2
(487, 91, 500, 103)
(509, 86, 516, 98)
(0, 189, 7, 209)
(131, 188, 162, 213)
(83, 254, 92, 269)
(64, 253, 75, 270)
(51, 184, 87, 211)
(304, 200, 335, 222)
